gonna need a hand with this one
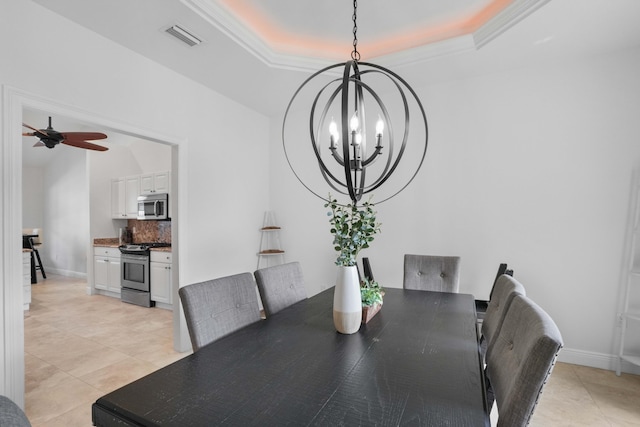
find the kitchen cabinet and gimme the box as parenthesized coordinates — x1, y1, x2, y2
(111, 176, 140, 219)
(94, 247, 121, 295)
(111, 178, 125, 218)
(140, 171, 170, 195)
(151, 250, 172, 307)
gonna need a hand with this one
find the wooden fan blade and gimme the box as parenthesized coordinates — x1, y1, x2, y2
(62, 139, 108, 151)
(22, 123, 50, 138)
(61, 132, 107, 141)
(23, 132, 35, 136)
(22, 123, 40, 132)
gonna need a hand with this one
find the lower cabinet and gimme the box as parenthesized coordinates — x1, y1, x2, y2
(151, 251, 172, 306)
(94, 247, 121, 295)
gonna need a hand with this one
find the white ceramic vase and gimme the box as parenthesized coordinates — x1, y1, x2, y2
(333, 265, 362, 334)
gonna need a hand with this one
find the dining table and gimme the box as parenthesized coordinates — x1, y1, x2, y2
(92, 287, 490, 426)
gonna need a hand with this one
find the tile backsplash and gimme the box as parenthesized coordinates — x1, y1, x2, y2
(127, 219, 171, 244)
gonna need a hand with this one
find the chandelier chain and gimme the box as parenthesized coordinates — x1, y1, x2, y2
(351, 0, 360, 61)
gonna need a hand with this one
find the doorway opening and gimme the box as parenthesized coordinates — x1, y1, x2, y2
(2, 86, 184, 405)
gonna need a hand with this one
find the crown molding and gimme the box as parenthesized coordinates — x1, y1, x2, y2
(182, 0, 550, 72)
(372, 35, 477, 69)
(474, 0, 552, 48)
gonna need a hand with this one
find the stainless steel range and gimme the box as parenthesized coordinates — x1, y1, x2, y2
(119, 243, 170, 307)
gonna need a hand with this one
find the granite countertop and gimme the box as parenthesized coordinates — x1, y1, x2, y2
(93, 238, 120, 247)
(93, 238, 171, 251)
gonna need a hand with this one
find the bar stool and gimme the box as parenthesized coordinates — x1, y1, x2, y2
(22, 228, 46, 282)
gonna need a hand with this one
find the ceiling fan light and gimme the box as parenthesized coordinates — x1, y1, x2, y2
(165, 25, 202, 47)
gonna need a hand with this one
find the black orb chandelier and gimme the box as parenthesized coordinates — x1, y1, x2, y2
(282, 0, 429, 206)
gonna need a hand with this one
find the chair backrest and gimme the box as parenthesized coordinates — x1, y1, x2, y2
(489, 263, 514, 300)
(179, 272, 261, 352)
(486, 294, 563, 427)
(362, 257, 374, 281)
(254, 262, 307, 317)
(22, 228, 42, 245)
(0, 395, 32, 427)
(403, 254, 461, 292)
(481, 275, 526, 354)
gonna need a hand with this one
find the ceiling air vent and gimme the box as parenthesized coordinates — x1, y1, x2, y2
(165, 25, 202, 47)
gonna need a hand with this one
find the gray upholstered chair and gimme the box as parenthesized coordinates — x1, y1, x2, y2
(179, 272, 261, 352)
(254, 261, 307, 317)
(403, 254, 461, 292)
(0, 395, 31, 427)
(485, 294, 563, 426)
(479, 274, 526, 359)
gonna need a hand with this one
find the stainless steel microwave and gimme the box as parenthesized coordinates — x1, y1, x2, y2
(137, 193, 169, 220)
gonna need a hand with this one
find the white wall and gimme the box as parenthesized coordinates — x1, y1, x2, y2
(1, 0, 269, 402)
(22, 167, 44, 229)
(40, 147, 89, 277)
(22, 149, 88, 277)
(128, 139, 171, 174)
(270, 46, 640, 372)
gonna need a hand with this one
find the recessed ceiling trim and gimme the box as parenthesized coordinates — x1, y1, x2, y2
(179, 0, 338, 72)
(374, 35, 477, 69)
(474, 0, 551, 48)
(180, 0, 272, 62)
(182, 0, 551, 71)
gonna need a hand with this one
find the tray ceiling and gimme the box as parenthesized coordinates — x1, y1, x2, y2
(182, 0, 549, 69)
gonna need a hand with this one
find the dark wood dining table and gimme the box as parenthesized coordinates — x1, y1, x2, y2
(92, 287, 489, 426)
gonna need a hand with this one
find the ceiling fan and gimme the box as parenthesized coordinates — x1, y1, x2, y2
(22, 116, 109, 151)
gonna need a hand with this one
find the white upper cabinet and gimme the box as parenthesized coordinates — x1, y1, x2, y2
(125, 176, 141, 218)
(111, 178, 125, 219)
(111, 176, 140, 219)
(112, 171, 170, 220)
(140, 171, 170, 195)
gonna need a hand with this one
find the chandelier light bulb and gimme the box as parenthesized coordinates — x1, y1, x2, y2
(329, 119, 340, 142)
(375, 116, 384, 137)
(349, 112, 360, 132)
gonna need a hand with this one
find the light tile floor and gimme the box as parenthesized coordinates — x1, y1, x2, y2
(24, 275, 640, 426)
(24, 274, 189, 427)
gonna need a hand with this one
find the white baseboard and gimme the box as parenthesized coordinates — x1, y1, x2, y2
(93, 289, 120, 299)
(559, 347, 640, 375)
(154, 301, 173, 311)
(44, 267, 87, 279)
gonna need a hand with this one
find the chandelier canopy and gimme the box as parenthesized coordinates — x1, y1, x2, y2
(282, 0, 428, 206)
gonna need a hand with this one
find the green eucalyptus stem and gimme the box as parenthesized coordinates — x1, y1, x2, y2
(325, 195, 381, 267)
